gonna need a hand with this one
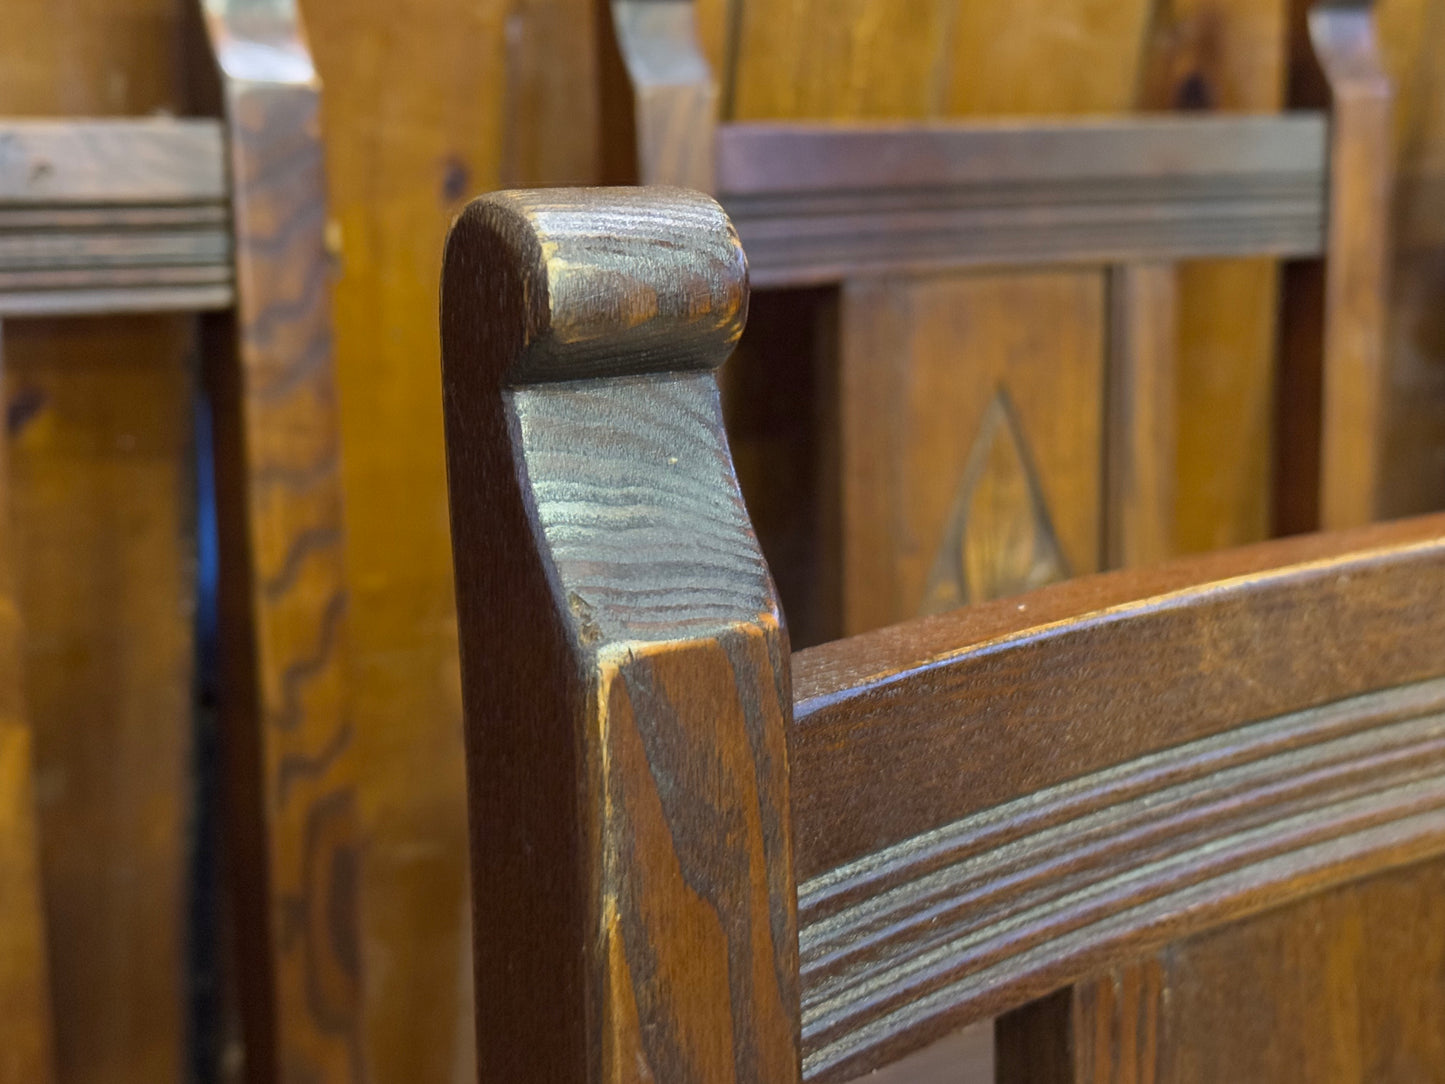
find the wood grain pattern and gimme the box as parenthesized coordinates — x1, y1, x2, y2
(0, 329, 54, 1084)
(9, 314, 195, 1084)
(1157, 856, 1445, 1081)
(442, 188, 799, 1082)
(997, 962, 1161, 1084)
(609, 0, 717, 189)
(201, 1, 361, 1078)
(839, 271, 1103, 632)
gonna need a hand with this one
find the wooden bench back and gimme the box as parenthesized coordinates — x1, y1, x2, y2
(0, 0, 359, 1077)
(443, 186, 1445, 1082)
(601, 0, 1393, 635)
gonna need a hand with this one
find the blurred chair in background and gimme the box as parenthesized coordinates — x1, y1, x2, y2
(0, 0, 360, 1078)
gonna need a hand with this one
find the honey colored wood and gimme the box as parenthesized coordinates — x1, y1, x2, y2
(839, 272, 1103, 632)
(200, 0, 362, 1078)
(610, 0, 1386, 642)
(1, 1, 358, 1077)
(1310, 1, 1395, 529)
(1, 2, 198, 1073)
(442, 188, 799, 1083)
(1107, 264, 1178, 568)
(448, 191, 1445, 1084)
(0, 329, 54, 1084)
(8, 314, 195, 1084)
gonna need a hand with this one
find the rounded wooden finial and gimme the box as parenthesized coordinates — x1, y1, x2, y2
(442, 186, 748, 386)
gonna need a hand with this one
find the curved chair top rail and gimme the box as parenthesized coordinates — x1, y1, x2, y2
(790, 512, 1445, 1077)
(443, 186, 1441, 1084)
(608, 0, 1388, 287)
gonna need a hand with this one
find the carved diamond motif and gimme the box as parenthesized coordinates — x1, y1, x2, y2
(921, 389, 1069, 613)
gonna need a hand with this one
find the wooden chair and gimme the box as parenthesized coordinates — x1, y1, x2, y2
(0, 0, 359, 1078)
(442, 187, 1445, 1082)
(603, 0, 1393, 637)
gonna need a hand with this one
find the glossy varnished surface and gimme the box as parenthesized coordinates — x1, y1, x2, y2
(443, 188, 799, 1082)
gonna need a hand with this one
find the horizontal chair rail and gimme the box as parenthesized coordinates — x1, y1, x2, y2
(788, 514, 1445, 1078)
(716, 114, 1329, 286)
(0, 120, 234, 314)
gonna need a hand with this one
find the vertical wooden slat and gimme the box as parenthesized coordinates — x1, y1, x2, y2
(1107, 264, 1178, 569)
(201, 1, 362, 1079)
(1312, 2, 1395, 529)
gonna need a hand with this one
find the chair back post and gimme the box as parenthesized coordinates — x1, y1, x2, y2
(1311, 0, 1394, 529)
(200, 0, 363, 1079)
(442, 187, 801, 1082)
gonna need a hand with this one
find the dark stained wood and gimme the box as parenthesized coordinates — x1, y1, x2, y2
(448, 189, 1445, 1084)
(612, 0, 1390, 651)
(442, 188, 800, 1083)
(716, 117, 1328, 287)
(791, 513, 1445, 1078)
(200, 0, 362, 1079)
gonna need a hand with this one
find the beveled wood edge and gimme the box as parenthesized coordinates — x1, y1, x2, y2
(793, 515, 1445, 711)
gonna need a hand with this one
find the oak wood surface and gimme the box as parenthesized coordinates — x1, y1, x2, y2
(0, 328, 54, 1084)
(1, 3, 198, 1079)
(446, 190, 1445, 1084)
(201, 1, 363, 1077)
(716, 117, 1328, 287)
(839, 271, 1103, 632)
(443, 187, 799, 1082)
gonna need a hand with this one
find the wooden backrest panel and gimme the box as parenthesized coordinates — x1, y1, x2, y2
(442, 187, 800, 1083)
(0, 120, 233, 314)
(791, 513, 1445, 1077)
